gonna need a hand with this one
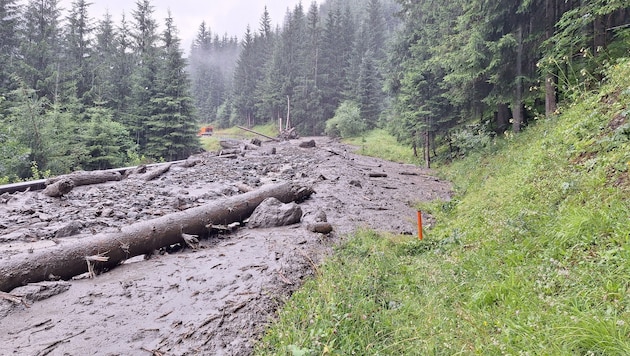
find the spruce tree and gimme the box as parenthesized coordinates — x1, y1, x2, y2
(129, 0, 159, 152)
(63, 0, 94, 104)
(146, 12, 199, 161)
(111, 14, 134, 120)
(233, 26, 258, 127)
(18, 0, 62, 102)
(0, 0, 20, 95)
(92, 12, 118, 106)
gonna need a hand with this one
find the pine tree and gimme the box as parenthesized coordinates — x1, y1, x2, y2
(63, 0, 94, 103)
(129, 0, 159, 152)
(233, 26, 259, 127)
(189, 22, 214, 122)
(292, 2, 323, 134)
(349, 0, 386, 129)
(18, 0, 62, 102)
(111, 14, 134, 120)
(145, 12, 199, 161)
(92, 12, 117, 106)
(0, 0, 20, 95)
(81, 105, 134, 170)
(319, 6, 354, 122)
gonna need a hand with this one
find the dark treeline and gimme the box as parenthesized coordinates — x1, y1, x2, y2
(387, 0, 629, 167)
(191, 0, 400, 135)
(2, 0, 628, 181)
(0, 0, 199, 181)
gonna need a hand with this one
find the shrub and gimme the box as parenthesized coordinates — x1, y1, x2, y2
(325, 101, 366, 138)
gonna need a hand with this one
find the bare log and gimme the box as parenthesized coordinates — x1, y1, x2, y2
(236, 125, 280, 142)
(368, 173, 388, 178)
(0, 182, 313, 292)
(139, 163, 172, 181)
(46, 170, 122, 187)
(42, 178, 75, 197)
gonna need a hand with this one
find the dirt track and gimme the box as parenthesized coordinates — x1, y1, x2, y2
(0, 137, 451, 355)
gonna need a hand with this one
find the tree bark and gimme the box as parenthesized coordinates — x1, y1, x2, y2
(139, 164, 172, 181)
(544, 0, 558, 117)
(46, 170, 122, 187)
(512, 23, 524, 133)
(496, 103, 511, 133)
(424, 129, 431, 169)
(0, 182, 314, 292)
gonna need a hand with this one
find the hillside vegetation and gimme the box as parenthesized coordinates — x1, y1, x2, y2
(255, 59, 630, 354)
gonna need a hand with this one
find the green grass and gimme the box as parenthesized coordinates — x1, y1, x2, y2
(255, 59, 630, 355)
(199, 122, 279, 151)
(343, 129, 422, 165)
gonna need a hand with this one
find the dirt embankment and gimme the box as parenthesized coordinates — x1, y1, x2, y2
(0, 137, 451, 355)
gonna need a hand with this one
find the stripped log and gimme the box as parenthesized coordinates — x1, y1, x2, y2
(236, 125, 280, 142)
(139, 163, 172, 181)
(0, 182, 313, 292)
(46, 170, 122, 187)
(368, 173, 388, 178)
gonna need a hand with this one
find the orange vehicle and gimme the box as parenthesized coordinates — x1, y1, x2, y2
(197, 126, 213, 137)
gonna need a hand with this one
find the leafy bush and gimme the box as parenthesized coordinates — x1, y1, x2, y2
(325, 101, 366, 138)
(450, 122, 495, 157)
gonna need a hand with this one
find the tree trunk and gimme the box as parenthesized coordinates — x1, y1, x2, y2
(544, 0, 558, 117)
(139, 164, 172, 181)
(412, 130, 418, 157)
(545, 74, 557, 116)
(512, 24, 524, 133)
(496, 103, 511, 133)
(46, 170, 122, 187)
(424, 130, 431, 169)
(0, 182, 313, 292)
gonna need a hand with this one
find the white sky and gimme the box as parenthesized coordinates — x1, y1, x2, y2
(56, 0, 320, 52)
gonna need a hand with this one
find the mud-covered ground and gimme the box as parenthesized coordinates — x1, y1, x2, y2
(0, 137, 451, 355)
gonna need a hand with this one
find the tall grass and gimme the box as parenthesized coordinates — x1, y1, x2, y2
(344, 129, 422, 164)
(199, 122, 279, 151)
(255, 59, 630, 355)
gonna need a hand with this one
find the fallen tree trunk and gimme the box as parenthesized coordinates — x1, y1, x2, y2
(139, 163, 172, 181)
(236, 125, 280, 142)
(46, 170, 122, 187)
(0, 182, 313, 292)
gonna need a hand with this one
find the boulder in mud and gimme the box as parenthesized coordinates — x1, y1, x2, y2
(248, 197, 303, 228)
(54, 221, 83, 238)
(299, 139, 316, 148)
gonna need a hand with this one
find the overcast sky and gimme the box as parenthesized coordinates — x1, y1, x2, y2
(57, 0, 320, 52)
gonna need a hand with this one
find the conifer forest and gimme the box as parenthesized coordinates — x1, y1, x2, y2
(0, 0, 628, 181)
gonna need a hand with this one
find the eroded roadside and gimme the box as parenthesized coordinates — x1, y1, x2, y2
(0, 137, 451, 355)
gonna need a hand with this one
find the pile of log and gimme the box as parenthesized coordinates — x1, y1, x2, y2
(43, 171, 122, 197)
(278, 127, 299, 141)
(218, 139, 261, 158)
(0, 182, 314, 292)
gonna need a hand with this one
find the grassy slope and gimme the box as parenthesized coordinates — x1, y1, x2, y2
(199, 123, 279, 152)
(255, 60, 630, 355)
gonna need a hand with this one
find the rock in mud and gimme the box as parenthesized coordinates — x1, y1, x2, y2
(307, 222, 333, 234)
(299, 139, 316, 148)
(248, 197, 303, 228)
(54, 221, 83, 238)
(10, 281, 71, 302)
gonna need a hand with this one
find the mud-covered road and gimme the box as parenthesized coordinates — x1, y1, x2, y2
(0, 137, 451, 355)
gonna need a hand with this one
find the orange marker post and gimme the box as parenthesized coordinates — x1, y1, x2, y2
(417, 210, 423, 240)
